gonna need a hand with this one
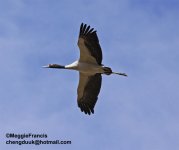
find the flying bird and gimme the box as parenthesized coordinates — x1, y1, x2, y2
(43, 23, 127, 115)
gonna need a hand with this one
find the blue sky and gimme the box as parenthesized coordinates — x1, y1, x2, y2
(0, 0, 179, 150)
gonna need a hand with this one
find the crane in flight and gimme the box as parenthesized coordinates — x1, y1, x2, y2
(43, 23, 127, 115)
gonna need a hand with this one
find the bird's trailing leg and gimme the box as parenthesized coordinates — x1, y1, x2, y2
(103, 67, 127, 76)
(112, 72, 127, 77)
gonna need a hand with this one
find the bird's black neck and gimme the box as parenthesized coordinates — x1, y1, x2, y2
(48, 64, 65, 69)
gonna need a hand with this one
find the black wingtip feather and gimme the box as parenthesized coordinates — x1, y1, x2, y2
(84, 25, 90, 35)
(78, 101, 94, 115)
(79, 23, 96, 37)
(80, 23, 83, 34)
(88, 28, 94, 34)
(83, 24, 87, 33)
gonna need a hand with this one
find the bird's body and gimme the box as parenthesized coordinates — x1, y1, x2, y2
(43, 23, 127, 115)
(65, 61, 104, 75)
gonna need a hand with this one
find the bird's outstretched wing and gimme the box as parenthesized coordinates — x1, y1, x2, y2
(77, 23, 103, 65)
(77, 73, 102, 115)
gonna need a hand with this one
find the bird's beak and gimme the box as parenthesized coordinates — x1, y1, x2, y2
(42, 65, 50, 68)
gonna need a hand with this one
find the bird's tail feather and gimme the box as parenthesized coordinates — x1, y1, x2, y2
(103, 67, 112, 75)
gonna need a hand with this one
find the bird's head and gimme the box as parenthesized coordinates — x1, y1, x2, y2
(42, 64, 65, 69)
